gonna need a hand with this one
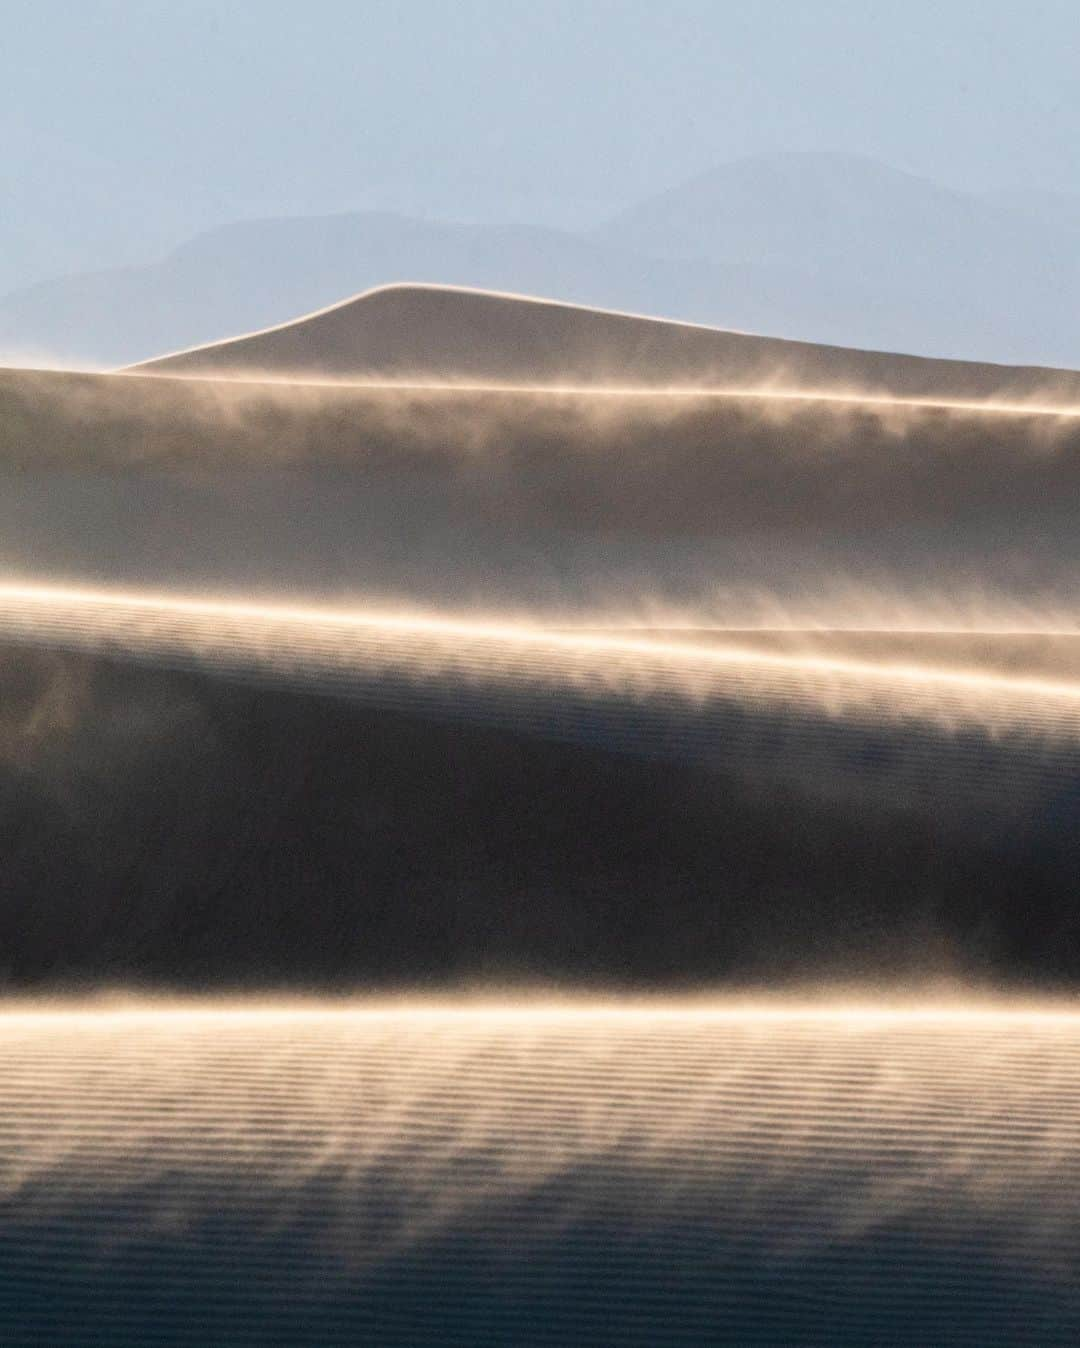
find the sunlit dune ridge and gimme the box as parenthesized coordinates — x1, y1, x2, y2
(115, 369, 1080, 420)
(124, 283, 1080, 416)
(3, 996, 1080, 1344)
(6, 582, 1080, 739)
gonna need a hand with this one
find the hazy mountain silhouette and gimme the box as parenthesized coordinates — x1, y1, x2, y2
(598, 152, 1062, 271)
(0, 113, 227, 298)
(0, 213, 887, 370)
(4, 153, 1080, 369)
(596, 151, 1080, 366)
(979, 185, 1080, 231)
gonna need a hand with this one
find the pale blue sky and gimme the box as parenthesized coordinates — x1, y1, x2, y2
(3, 1, 1079, 291)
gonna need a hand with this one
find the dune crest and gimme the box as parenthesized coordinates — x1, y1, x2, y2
(130, 283, 1080, 404)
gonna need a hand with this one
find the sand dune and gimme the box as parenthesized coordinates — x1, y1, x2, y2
(0, 591, 1078, 988)
(6, 363, 1080, 615)
(5, 310, 1080, 990)
(130, 284, 1080, 403)
(2, 999, 1080, 1345)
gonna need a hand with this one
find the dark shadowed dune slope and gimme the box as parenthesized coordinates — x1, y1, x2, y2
(6, 337, 1080, 989)
(1, 613, 1079, 990)
(129, 283, 1080, 403)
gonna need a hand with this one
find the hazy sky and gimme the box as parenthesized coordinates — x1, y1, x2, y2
(4, 0, 1079, 290)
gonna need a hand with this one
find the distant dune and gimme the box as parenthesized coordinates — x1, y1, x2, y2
(130, 283, 1080, 402)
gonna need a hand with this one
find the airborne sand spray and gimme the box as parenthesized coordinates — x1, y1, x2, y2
(7, 363, 1080, 618)
(6, 582, 1080, 733)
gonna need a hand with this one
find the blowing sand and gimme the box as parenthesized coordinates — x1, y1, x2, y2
(4, 285, 1080, 1342)
(1, 996, 1079, 1344)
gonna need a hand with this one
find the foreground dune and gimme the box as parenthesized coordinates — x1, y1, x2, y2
(2, 998, 1080, 1345)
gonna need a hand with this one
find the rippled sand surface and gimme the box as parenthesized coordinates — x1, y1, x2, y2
(1, 999, 1078, 1345)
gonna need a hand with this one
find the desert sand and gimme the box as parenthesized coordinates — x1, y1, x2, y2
(2, 999, 1079, 1345)
(132, 282, 1080, 402)
(3, 286, 1080, 1342)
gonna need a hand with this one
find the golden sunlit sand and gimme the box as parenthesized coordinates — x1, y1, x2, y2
(4, 583, 1080, 748)
(114, 369, 1080, 421)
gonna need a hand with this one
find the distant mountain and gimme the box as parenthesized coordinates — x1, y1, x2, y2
(3, 153, 1079, 369)
(598, 153, 1031, 267)
(132, 282, 1080, 404)
(594, 152, 1080, 369)
(0, 114, 225, 299)
(0, 212, 900, 370)
(979, 186, 1080, 231)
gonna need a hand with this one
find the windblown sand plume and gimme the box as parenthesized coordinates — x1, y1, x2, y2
(3, 287, 1080, 1342)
